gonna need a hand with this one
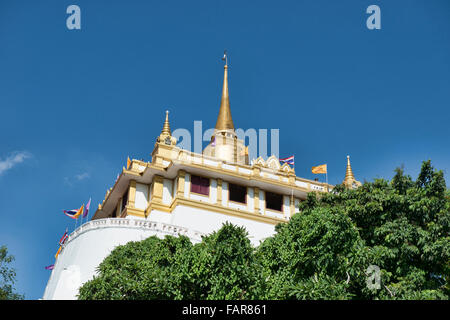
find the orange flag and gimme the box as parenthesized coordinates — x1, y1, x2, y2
(312, 164, 327, 174)
(55, 246, 62, 259)
(240, 146, 248, 156)
(127, 157, 131, 169)
(74, 204, 84, 219)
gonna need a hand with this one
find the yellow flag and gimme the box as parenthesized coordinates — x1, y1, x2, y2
(240, 146, 248, 156)
(55, 246, 62, 259)
(127, 156, 131, 169)
(312, 164, 327, 174)
(74, 204, 84, 219)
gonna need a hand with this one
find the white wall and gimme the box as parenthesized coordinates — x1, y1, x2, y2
(259, 190, 265, 214)
(43, 202, 277, 300)
(43, 218, 204, 300)
(283, 195, 290, 218)
(247, 187, 254, 212)
(170, 204, 275, 247)
(184, 173, 190, 198)
(135, 183, 149, 210)
(210, 179, 217, 204)
(222, 182, 228, 206)
(162, 179, 173, 205)
(294, 198, 300, 213)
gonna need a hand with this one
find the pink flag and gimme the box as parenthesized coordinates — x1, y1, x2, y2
(83, 198, 91, 218)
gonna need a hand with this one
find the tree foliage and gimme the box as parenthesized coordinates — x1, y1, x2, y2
(0, 245, 23, 300)
(78, 223, 263, 300)
(78, 161, 449, 300)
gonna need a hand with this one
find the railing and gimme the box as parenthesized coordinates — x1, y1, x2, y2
(66, 218, 206, 245)
(175, 149, 331, 192)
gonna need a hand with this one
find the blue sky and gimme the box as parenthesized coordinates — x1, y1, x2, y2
(0, 0, 449, 299)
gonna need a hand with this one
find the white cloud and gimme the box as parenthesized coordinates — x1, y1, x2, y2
(0, 151, 32, 175)
(64, 172, 90, 186)
(75, 172, 90, 181)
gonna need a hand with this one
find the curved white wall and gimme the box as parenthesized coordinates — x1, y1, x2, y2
(43, 206, 277, 300)
(42, 218, 204, 300)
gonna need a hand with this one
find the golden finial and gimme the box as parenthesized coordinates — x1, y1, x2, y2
(221, 49, 228, 66)
(215, 50, 234, 131)
(161, 110, 171, 135)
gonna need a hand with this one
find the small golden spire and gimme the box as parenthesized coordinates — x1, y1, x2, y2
(161, 110, 171, 135)
(344, 155, 354, 183)
(343, 155, 361, 188)
(215, 52, 234, 131)
(155, 110, 177, 147)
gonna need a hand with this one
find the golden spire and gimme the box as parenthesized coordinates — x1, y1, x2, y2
(215, 53, 234, 131)
(161, 110, 171, 135)
(344, 155, 354, 183)
(156, 110, 177, 146)
(343, 155, 361, 188)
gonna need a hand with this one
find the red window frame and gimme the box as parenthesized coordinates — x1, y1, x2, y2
(190, 175, 210, 196)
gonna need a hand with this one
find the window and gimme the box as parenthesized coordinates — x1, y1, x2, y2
(265, 191, 283, 212)
(190, 175, 210, 196)
(121, 189, 129, 212)
(229, 183, 247, 204)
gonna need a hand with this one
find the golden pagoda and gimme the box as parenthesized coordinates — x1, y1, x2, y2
(203, 55, 246, 164)
(343, 155, 362, 189)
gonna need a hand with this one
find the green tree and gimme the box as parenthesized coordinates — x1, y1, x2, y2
(262, 160, 448, 300)
(78, 235, 193, 299)
(0, 245, 24, 300)
(256, 202, 369, 299)
(185, 222, 264, 299)
(78, 160, 449, 300)
(78, 222, 263, 300)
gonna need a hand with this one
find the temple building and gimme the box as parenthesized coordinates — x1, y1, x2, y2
(42, 58, 360, 300)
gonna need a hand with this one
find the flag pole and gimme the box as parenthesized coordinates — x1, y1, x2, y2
(292, 155, 295, 217)
(80, 201, 85, 228)
(291, 187, 294, 217)
(84, 197, 91, 225)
